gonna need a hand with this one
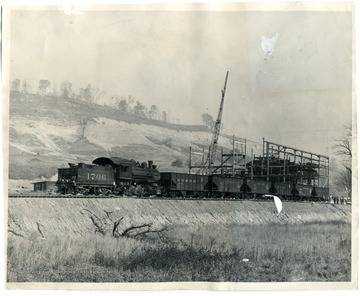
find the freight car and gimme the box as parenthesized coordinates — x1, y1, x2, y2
(57, 157, 161, 196)
(158, 172, 328, 200)
(159, 172, 208, 198)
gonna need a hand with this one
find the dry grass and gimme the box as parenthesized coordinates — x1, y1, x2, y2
(7, 221, 351, 282)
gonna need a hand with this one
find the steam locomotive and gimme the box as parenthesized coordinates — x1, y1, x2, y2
(57, 157, 161, 196)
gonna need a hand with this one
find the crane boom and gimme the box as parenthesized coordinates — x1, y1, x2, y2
(207, 71, 229, 174)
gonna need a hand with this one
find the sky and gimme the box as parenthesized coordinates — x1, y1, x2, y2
(8, 4, 353, 155)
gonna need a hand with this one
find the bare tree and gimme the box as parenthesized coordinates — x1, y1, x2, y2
(77, 118, 89, 141)
(332, 124, 352, 197)
(334, 169, 352, 196)
(333, 124, 352, 158)
(162, 110, 168, 122)
(118, 99, 129, 112)
(133, 101, 148, 118)
(21, 80, 29, 94)
(52, 81, 58, 96)
(149, 105, 159, 120)
(11, 78, 21, 92)
(201, 113, 214, 129)
(38, 79, 51, 96)
(79, 84, 94, 102)
(60, 81, 72, 98)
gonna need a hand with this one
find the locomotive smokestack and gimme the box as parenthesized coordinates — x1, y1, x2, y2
(148, 160, 153, 169)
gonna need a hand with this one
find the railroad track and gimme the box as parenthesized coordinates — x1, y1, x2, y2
(8, 194, 331, 205)
(8, 194, 258, 202)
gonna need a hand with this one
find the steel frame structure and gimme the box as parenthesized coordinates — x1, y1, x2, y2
(188, 138, 329, 191)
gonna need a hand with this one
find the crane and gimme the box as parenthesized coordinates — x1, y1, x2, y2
(206, 71, 229, 175)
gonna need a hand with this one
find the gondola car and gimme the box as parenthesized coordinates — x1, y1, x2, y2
(159, 172, 207, 198)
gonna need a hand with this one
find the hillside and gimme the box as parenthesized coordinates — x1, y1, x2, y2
(8, 198, 351, 238)
(7, 92, 238, 185)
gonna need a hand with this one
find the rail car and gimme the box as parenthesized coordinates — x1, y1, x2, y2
(158, 172, 328, 200)
(159, 172, 208, 198)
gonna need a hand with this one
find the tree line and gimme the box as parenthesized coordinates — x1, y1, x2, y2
(11, 78, 170, 123)
(11, 78, 219, 128)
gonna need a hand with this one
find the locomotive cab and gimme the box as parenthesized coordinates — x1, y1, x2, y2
(118, 163, 132, 181)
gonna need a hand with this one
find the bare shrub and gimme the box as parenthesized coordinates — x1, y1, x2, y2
(80, 209, 170, 241)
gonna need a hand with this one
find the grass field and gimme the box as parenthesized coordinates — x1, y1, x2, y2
(7, 221, 351, 282)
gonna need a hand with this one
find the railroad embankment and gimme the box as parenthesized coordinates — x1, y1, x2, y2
(7, 198, 351, 238)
